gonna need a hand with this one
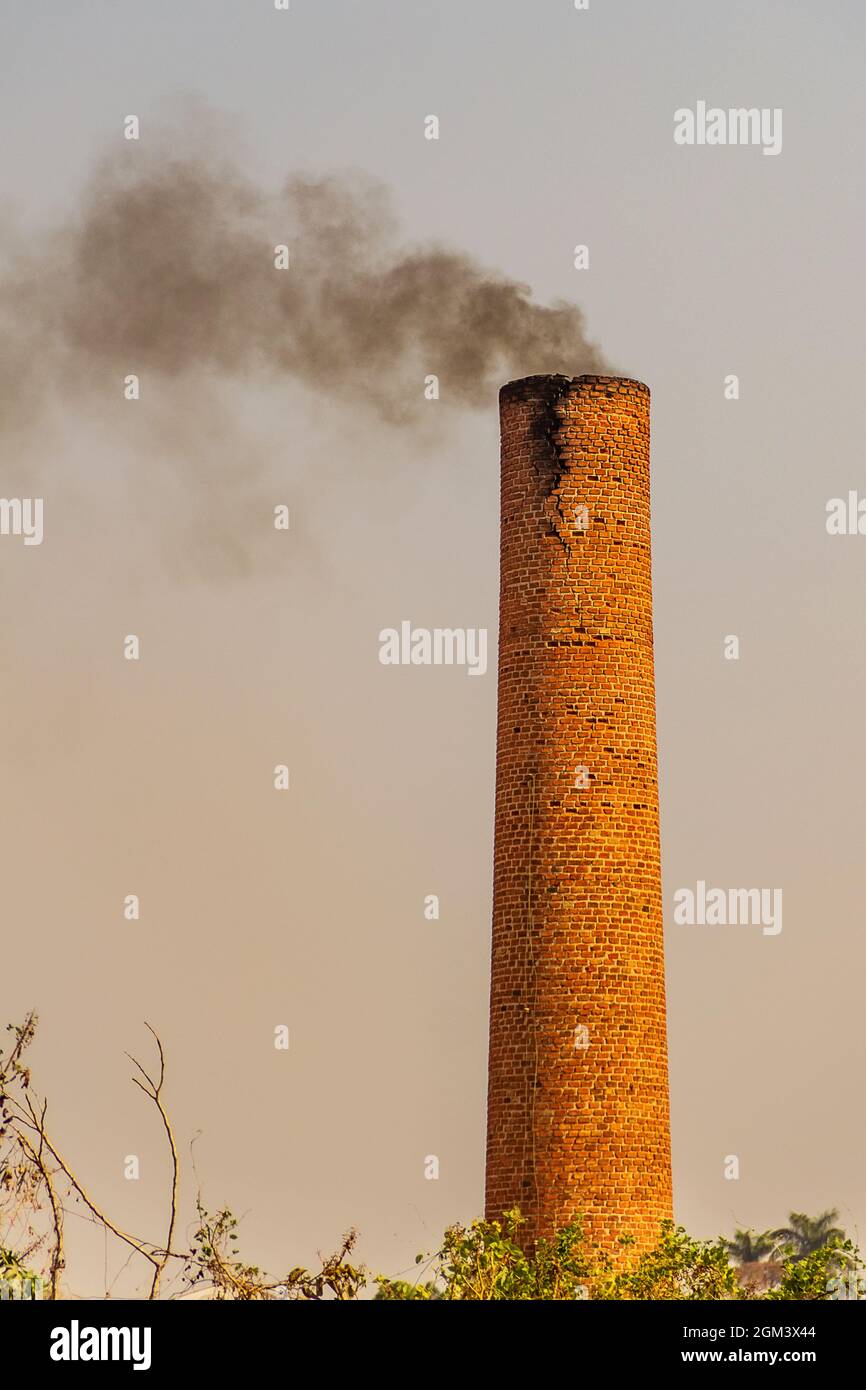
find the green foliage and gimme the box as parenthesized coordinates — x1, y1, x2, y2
(766, 1240, 861, 1300)
(1, 1247, 37, 1280)
(0, 1246, 40, 1297)
(377, 1214, 864, 1302)
(595, 1222, 741, 1301)
(376, 1208, 595, 1301)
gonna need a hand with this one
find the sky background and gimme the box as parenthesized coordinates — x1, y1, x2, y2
(1, 0, 865, 1295)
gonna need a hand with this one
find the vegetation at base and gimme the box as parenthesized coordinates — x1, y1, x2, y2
(375, 1209, 594, 1300)
(375, 1210, 860, 1301)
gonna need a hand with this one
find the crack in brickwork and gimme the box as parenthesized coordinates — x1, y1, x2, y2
(485, 374, 673, 1257)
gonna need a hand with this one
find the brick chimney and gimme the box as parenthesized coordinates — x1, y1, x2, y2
(485, 374, 672, 1255)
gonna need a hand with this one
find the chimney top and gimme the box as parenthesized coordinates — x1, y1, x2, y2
(500, 373, 650, 399)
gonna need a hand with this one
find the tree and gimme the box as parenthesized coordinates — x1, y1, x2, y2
(771, 1210, 847, 1262)
(724, 1228, 777, 1265)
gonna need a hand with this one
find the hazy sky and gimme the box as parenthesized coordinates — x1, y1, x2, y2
(1, 0, 865, 1295)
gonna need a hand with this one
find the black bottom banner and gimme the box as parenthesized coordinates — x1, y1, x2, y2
(3, 1295, 860, 1375)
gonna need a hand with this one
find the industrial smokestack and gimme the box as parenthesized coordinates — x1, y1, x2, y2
(485, 374, 672, 1254)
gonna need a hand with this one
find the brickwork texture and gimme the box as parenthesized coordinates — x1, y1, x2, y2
(485, 374, 672, 1255)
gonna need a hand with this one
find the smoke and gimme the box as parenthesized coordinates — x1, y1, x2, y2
(0, 138, 607, 428)
(0, 125, 608, 577)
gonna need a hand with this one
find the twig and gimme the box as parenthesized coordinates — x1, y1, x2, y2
(17, 1114, 65, 1299)
(127, 1024, 179, 1300)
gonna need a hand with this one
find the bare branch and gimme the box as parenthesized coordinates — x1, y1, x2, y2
(16, 1130, 64, 1298)
(129, 1023, 179, 1300)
